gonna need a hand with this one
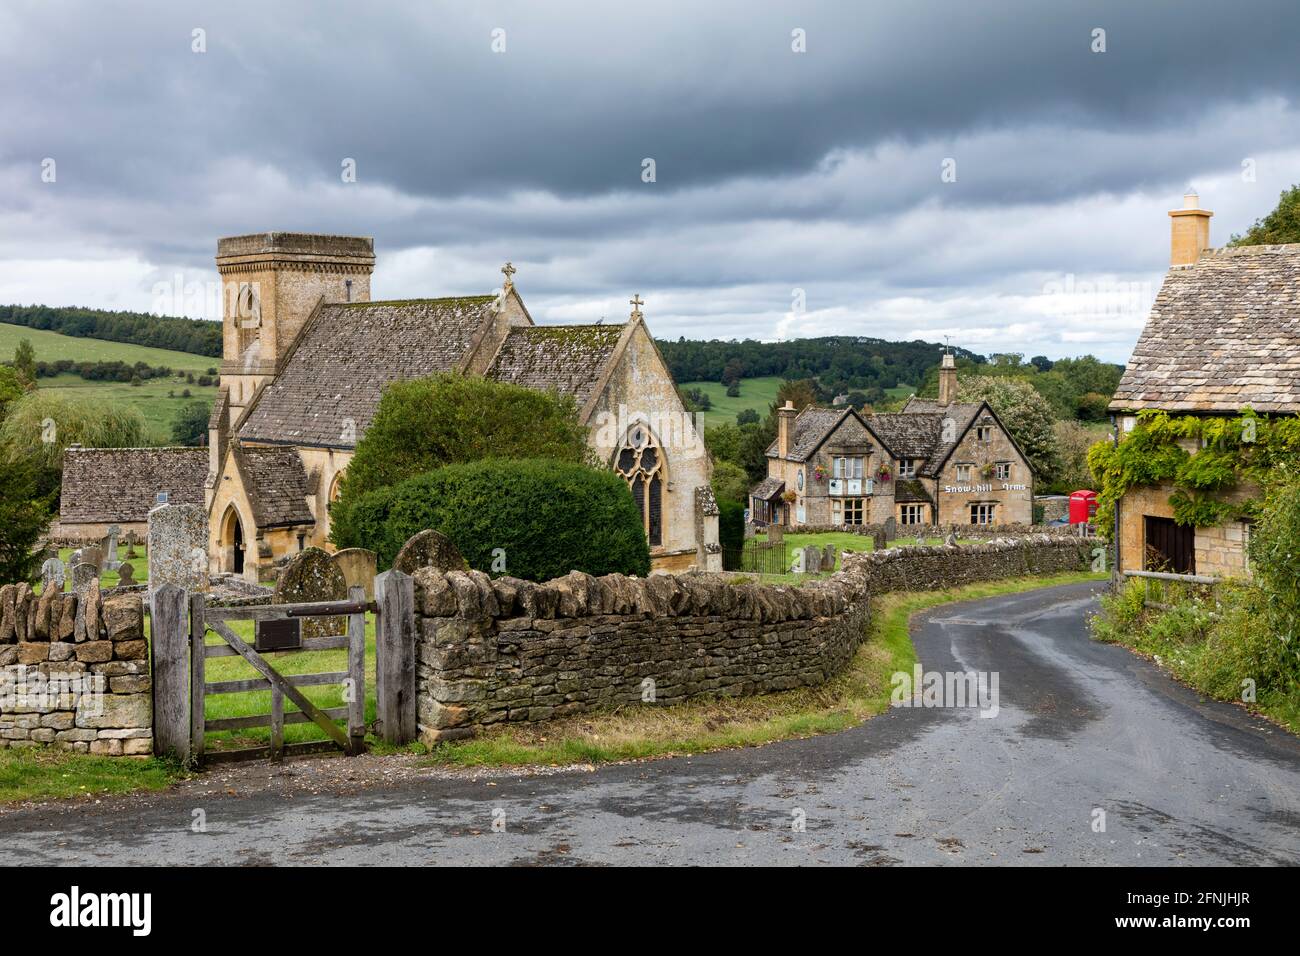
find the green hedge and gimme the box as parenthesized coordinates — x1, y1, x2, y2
(329, 459, 650, 581)
(718, 498, 745, 556)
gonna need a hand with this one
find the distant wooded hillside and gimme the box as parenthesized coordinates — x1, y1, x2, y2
(0, 304, 222, 357)
(656, 336, 982, 392)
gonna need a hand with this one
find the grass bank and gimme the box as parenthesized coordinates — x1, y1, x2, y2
(0, 749, 184, 803)
(1092, 577, 1300, 735)
(420, 570, 1104, 768)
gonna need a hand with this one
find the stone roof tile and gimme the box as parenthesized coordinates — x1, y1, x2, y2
(59, 447, 208, 524)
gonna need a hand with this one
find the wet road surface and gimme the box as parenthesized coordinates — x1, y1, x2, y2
(2, 581, 1297, 865)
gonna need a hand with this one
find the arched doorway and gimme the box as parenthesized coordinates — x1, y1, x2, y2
(222, 506, 246, 575)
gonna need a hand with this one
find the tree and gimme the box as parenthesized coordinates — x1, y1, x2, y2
(710, 460, 750, 504)
(339, 374, 591, 500)
(735, 408, 760, 426)
(0, 456, 51, 583)
(1049, 420, 1103, 494)
(170, 401, 212, 446)
(13, 339, 36, 388)
(704, 422, 746, 467)
(1229, 185, 1300, 246)
(773, 378, 817, 413)
(725, 382, 740, 398)
(0, 366, 23, 422)
(720, 357, 744, 387)
(0, 391, 150, 502)
(1247, 465, 1300, 689)
(956, 377, 1062, 483)
(330, 459, 650, 580)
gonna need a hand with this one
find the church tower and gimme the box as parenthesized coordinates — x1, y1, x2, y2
(215, 233, 375, 423)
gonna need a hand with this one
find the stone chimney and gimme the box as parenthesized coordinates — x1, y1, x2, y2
(777, 401, 797, 458)
(938, 352, 958, 406)
(1169, 189, 1213, 266)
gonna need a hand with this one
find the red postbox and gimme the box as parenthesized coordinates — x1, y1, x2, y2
(1069, 490, 1098, 524)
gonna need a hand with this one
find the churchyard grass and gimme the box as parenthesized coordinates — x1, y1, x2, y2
(419, 570, 1105, 768)
(743, 530, 978, 583)
(45, 544, 148, 591)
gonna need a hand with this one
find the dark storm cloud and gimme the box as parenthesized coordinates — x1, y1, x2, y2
(1, 0, 1298, 360)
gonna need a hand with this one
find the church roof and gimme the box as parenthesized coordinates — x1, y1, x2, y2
(1110, 243, 1300, 414)
(238, 296, 497, 448)
(59, 447, 208, 524)
(234, 445, 314, 528)
(485, 324, 626, 406)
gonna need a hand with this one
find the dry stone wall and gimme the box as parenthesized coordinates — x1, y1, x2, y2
(414, 535, 1091, 742)
(0, 582, 151, 755)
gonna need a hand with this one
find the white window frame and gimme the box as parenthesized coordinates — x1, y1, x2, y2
(899, 503, 926, 525)
(833, 456, 864, 480)
(956, 463, 972, 483)
(898, 458, 917, 478)
(994, 462, 1011, 481)
(970, 502, 995, 525)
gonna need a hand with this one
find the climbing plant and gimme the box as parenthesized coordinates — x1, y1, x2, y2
(1086, 409, 1300, 537)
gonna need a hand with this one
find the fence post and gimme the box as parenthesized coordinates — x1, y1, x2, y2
(150, 584, 189, 763)
(189, 592, 206, 765)
(346, 584, 366, 754)
(374, 569, 416, 745)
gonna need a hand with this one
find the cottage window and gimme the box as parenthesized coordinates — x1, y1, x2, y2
(616, 425, 664, 546)
(994, 462, 1011, 481)
(898, 459, 917, 478)
(970, 502, 995, 525)
(899, 503, 927, 525)
(956, 463, 973, 483)
(833, 456, 864, 479)
(832, 497, 866, 525)
(976, 425, 992, 443)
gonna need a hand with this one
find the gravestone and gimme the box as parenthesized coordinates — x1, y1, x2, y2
(332, 548, 378, 601)
(767, 524, 784, 545)
(392, 530, 466, 575)
(823, 544, 837, 571)
(71, 562, 98, 595)
(802, 544, 822, 573)
(117, 562, 136, 587)
(790, 549, 805, 574)
(124, 530, 140, 559)
(883, 515, 898, 542)
(102, 524, 122, 571)
(872, 529, 888, 551)
(40, 553, 66, 592)
(147, 503, 209, 608)
(80, 546, 103, 571)
(274, 547, 348, 638)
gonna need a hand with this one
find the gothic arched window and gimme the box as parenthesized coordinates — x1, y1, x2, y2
(235, 283, 261, 355)
(615, 424, 664, 547)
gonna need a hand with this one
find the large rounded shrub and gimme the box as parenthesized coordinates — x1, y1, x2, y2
(330, 459, 650, 581)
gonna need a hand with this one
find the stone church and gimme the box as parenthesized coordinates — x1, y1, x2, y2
(61, 233, 720, 579)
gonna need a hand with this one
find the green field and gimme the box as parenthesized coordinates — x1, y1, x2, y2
(0, 322, 218, 441)
(681, 375, 915, 428)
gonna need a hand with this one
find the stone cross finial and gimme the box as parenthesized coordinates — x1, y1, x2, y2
(501, 261, 516, 289)
(630, 294, 644, 319)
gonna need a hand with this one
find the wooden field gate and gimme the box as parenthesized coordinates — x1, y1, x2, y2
(151, 570, 418, 767)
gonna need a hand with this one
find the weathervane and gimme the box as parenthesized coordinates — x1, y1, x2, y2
(630, 293, 644, 320)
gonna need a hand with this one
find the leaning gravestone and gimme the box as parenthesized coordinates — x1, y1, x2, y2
(767, 524, 784, 544)
(147, 503, 209, 610)
(332, 548, 377, 601)
(274, 548, 348, 638)
(392, 529, 466, 575)
(883, 515, 897, 543)
(40, 553, 66, 593)
(802, 544, 822, 574)
(80, 546, 103, 572)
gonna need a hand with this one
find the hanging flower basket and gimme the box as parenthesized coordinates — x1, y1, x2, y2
(980, 462, 995, 479)
(876, 464, 892, 483)
(813, 465, 827, 481)
(782, 490, 798, 503)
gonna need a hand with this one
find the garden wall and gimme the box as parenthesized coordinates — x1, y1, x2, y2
(413, 534, 1091, 741)
(0, 584, 152, 755)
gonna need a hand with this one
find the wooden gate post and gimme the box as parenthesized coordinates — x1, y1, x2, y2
(346, 584, 366, 754)
(374, 569, 416, 745)
(189, 592, 207, 765)
(150, 584, 190, 763)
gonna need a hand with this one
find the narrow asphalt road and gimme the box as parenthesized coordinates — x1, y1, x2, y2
(3, 580, 1298, 866)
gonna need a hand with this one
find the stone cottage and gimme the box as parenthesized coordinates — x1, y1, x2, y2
(55, 446, 208, 542)
(1108, 191, 1300, 578)
(63, 233, 719, 579)
(750, 353, 1033, 528)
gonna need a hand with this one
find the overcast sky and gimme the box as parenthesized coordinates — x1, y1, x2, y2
(2, 1, 1298, 363)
